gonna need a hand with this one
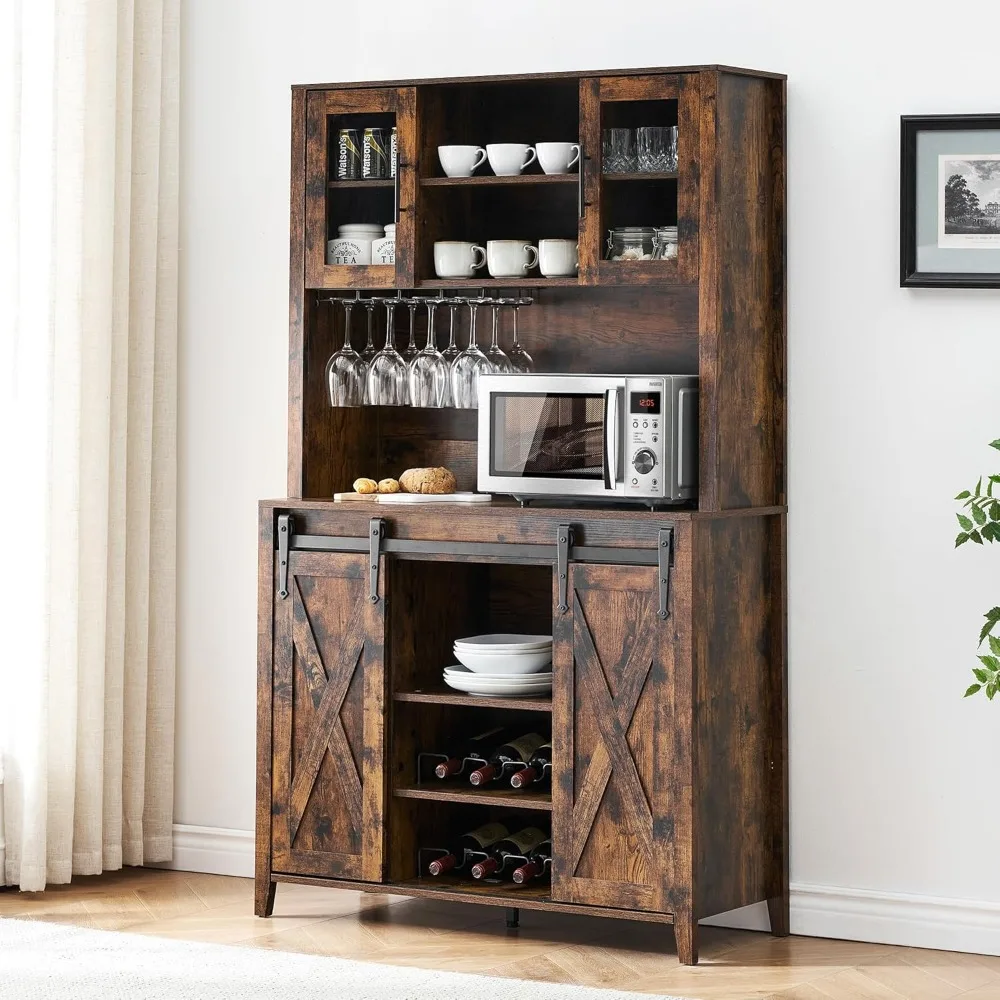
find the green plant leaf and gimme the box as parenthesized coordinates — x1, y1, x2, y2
(974, 667, 990, 683)
(984, 523, 997, 543)
(976, 476, 983, 496)
(971, 530, 984, 544)
(979, 610, 1000, 645)
(990, 439, 1000, 451)
(956, 533, 971, 547)
(991, 502, 1000, 521)
(956, 490, 972, 499)
(957, 514, 974, 531)
(972, 504, 987, 525)
(988, 684, 997, 701)
(988, 634, 1000, 656)
(977, 655, 999, 670)
(965, 683, 982, 697)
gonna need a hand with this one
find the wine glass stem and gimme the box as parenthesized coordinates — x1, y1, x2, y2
(408, 306, 418, 351)
(342, 302, 353, 351)
(426, 304, 437, 349)
(491, 305, 500, 351)
(366, 306, 375, 351)
(447, 306, 457, 351)
(468, 303, 479, 347)
(511, 306, 519, 348)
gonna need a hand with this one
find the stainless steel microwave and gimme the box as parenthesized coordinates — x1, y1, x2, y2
(477, 374, 698, 505)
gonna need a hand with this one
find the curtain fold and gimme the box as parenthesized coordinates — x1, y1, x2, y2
(0, 0, 179, 891)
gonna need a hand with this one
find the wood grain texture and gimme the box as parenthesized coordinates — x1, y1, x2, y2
(690, 513, 784, 920)
(271, 550, 386, 883)
(578, 77, 601, 284)
(255, 507, 276, 915)
(287, 89, 306, 498)
(698, 71, 786, 510)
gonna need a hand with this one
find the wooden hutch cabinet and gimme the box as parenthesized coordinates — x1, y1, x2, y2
(257, 65, 786, 966)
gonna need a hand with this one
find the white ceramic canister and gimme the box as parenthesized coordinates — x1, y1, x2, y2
(372, 223, 395, 265)
(327, 223, 384, 265)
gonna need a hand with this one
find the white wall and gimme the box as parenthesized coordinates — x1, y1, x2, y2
(176, 0, 1000, 952)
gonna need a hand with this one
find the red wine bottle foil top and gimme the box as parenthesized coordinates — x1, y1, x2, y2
(470, 858, 499, 879)
(434, 758, 462, 779)
(468, 764, 496, 786)
(509, 766, 537, 789)
(512, 861, 543, 884)
(428, 854, 457, 876)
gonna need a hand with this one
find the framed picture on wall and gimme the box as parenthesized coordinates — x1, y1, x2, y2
(901, 114, 1000, 288)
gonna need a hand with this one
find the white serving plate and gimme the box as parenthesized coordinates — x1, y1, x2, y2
(442, 667, 553, 697)
(454, 633, 553, 650)
(376, 492, 491, 504)
(452, 646, 553, 674)
(444, 667, 552, 682)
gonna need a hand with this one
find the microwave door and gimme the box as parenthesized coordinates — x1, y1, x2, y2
(602, 387, 622, 493)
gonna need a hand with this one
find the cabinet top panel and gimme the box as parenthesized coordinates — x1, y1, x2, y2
(292, 64, 786, 92)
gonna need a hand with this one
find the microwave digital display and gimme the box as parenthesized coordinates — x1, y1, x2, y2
(629, 391, 661, 414)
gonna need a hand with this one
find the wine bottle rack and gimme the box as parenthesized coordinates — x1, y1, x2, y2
(417, 846, 553, 885)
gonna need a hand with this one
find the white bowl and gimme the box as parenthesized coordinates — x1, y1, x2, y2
(444, 667, 552, 682)
(452, 646, 553, 674)
(454, 633, 553, 651)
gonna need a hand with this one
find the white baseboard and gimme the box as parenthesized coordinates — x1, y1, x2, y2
(152, 824, 254, 878)
(156, 825, 1000, 956)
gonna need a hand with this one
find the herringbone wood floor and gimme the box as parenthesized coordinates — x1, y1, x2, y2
(1, 869, 999, 999)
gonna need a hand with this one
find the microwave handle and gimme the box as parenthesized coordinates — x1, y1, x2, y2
(603, 388, 620, 490)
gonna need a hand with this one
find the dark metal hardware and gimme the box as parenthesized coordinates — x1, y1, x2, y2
(289, 532, 666, 566)
(657, 527, 674, 620)
(577, 143, 584, 219)
(369, 517, 385, 603)
(277, 514, 292, 599)
(556, 524, 573, 613)
(394, 159, 401, 223)
(506, 907, 520, 929)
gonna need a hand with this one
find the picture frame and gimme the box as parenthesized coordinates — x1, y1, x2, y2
(900, 114, 1000, 288)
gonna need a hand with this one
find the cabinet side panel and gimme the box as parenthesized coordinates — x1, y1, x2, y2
(256, 507, 276, 894)
(699, 73, 785, 510)
(692, 515, 785, 918)
(288, 91, 306, 497)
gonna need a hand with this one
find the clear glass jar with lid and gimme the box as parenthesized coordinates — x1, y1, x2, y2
(651, 226, 678, 260)
(606, 226, 656, 261)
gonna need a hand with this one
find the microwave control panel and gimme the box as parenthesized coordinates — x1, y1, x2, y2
(624, 377, 666, 498)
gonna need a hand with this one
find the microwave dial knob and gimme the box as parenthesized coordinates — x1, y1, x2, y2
(632, 448, 657, 475)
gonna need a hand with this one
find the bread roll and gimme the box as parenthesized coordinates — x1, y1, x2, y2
(353, 477, 378, 495)
(398, 467, 457, 495)
(377, 477, 400, 494)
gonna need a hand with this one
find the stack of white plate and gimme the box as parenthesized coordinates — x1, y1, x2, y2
(444, 634, 553, 697)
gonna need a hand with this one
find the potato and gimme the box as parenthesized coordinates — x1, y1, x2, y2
(398, 467, 457, 495)
(377, 478, 400, 494)
(353, 477, 378, 495)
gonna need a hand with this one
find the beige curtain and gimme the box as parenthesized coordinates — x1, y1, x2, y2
(0, 0, 179, 890)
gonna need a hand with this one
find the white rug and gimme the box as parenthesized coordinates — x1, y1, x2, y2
(0, 917, 692, 999)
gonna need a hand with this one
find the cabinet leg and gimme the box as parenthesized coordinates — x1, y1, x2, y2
(255, 877, 276, 917)
(674, 911, 698, 965)
(505, 907, 520, 929)
(767, 893, 790, 937)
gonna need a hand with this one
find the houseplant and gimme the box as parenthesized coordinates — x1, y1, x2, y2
(955, 438, 1000, 700)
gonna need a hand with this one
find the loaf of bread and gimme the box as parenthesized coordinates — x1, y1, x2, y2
(353, 477, 378, 495)
(398, 467, 457, 495)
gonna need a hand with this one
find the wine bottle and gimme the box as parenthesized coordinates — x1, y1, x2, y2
(511, 840, 552, 883)
(470, 826, 549, 879)
(509, 743, 552, 789)
(432, 726, 512, 779)
(427, 821, 510, 876)
(468, 732, 547, 786)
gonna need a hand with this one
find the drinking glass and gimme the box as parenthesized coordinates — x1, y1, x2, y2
(325, 297, 367, 406)
(408, 298, 450, 407)
(402, 297, 422, 403)
(505, 296, 534, 373)
(367, 297, 408, 405)
(602, 128, 635, 174)
(441, 294, 462, 369)
(360, 297, 379, 366)
(484, 298, 513, 373)
(450, 298, 491, 409)
(636, 126, 677, 172)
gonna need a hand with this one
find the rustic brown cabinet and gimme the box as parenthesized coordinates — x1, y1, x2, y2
(259, 65, 787, 966)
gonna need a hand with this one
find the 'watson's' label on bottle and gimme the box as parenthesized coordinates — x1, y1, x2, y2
(507, 733, 545, 761)
(338, 129, 361, 179)
(363, 128, 389, 178)
(467, 822, 509, 848)
(506, 827, 549, 854)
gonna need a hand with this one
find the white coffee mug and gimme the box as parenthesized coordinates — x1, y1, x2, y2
(434, 241, 487, 278)
(538, 239, 579, 276)
(486, 143, 537, 176)
(536, 142, 581, 175)
(438, 145, 487, 178)
(487, 240, 539, 277)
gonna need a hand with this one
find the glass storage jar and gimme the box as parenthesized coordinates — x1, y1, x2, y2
(651, 226, 678, 260)
(606, 226, 656, 261)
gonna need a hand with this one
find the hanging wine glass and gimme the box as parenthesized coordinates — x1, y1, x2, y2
(451, 297, 491, 409)
(507, 296, 534, 373)
(440, 293, 462, 370)
(367, 296, 408, 405)
(402, 296, 421, 403)
(360, 296, 379, 366)
(408, 297, 450, 407)
(325, 297, 367, 406)
(484, 297, 514, 373)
